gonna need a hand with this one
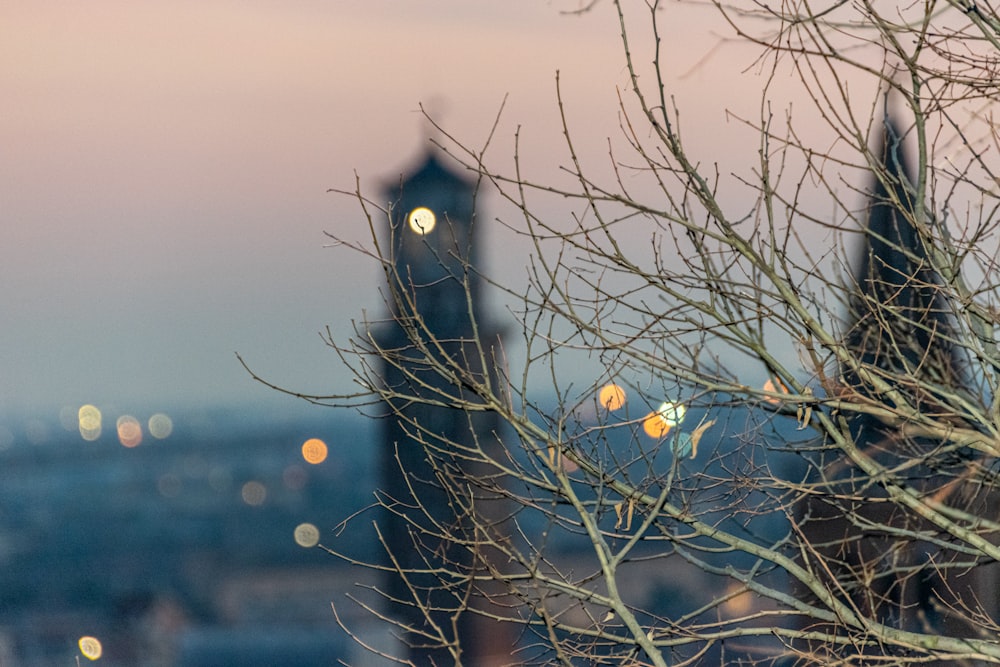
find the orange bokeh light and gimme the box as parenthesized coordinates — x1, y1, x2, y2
(762, 377, 789, 404)
(598, 384, 626, 411)
(642, 412, 671, 439)
(117, 415, 143, 448)
(301, 438, 328, 465)
(642, 401, 686, 439)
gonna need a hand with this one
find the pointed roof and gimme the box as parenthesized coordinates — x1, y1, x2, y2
(848, 120, 951, 375)
(382, 150, 477, 200)
(844, 117, 964, 428)
(858, 119, 921, 294)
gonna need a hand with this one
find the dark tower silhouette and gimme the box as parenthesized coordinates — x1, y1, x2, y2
(376, 151, 512, 665)
(795, 117, 1000, 658)
(844, 118, 962, 423)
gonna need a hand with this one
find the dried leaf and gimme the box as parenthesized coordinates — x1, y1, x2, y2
(614, 501, 623, 529)
(797, 404, 812, 430)
(626, 498, 635, 530)
(689, 419, 716, 459)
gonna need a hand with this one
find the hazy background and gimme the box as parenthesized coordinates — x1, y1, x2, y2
(2, 1, 763, 418)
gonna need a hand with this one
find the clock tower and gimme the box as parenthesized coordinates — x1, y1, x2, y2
(376, 150, 511, 665)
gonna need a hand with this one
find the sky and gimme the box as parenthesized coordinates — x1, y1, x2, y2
(1, 1, 769, 419)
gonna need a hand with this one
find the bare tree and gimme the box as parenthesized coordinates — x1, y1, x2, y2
(249, 0, 1000, 664)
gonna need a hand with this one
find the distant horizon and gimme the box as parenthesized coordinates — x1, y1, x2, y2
(0, 387, 336, 432)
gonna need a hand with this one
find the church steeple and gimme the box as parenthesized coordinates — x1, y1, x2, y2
(793, 116, 993, 644)
(844, 118, 960, 415)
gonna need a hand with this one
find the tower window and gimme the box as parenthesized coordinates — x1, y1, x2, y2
(407, 206, 437, 235)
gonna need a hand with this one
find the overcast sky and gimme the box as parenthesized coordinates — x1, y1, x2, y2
(2, 1, 767, 419)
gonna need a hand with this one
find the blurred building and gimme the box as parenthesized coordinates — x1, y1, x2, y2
(797, 117, 1000, 655)
(376, 151, 514, 665)
(0, 406, 371, 666)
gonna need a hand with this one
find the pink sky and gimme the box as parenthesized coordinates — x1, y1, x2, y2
(1, 1, 765, 416)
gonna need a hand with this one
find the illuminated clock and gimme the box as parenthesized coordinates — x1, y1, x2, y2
(407, 206, 437, 235)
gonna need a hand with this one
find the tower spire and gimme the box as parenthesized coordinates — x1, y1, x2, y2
(794, 116, 989, 643)
(844, 116, 958, 412)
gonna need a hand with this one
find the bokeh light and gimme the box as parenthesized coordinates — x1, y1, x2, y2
(116, 415, 142, 448)
(407, 206, 437, 234)
(241, 480, 267, 506)
(301, 438, 328, 465)
(560, 456, 580, 474)
(642, 401, 686, 440)
(78, 636, 102, 661)
(642, 412, 671, 439)
(598, 384, 626, 411)
(294, 522, 320, 548)
(78, 405, 102, 442)
(656, 401, 686, 426)
(762, 377, 789, 404)
(722, 581, 754, 617)
(148, 413, 173, 439)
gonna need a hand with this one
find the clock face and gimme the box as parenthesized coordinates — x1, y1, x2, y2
(407, 206, 437, 235)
